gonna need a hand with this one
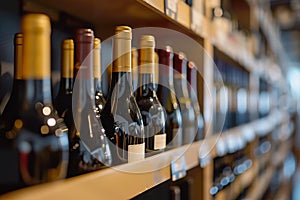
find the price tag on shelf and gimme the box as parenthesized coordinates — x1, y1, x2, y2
(199, 143, 212, 168)
(191, 8, 203, 34)
(242, 126, 255, 143)
(165, 0, 178, 19)
(216, 137, 227, 157)
(171, 156, 186, 181)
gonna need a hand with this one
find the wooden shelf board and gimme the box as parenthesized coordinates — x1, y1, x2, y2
(29, 0, 205, 43)
(0, 109, 288, 200)
(1, 140, 204, 200)
(246, 165, 274, 200)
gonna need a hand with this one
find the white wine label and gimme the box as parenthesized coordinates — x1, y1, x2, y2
(171, 156, 186, 181)
(154, 134, 166, 150)
(128, 143, 145, 162)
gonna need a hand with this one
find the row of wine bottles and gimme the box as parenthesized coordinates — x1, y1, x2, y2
(211, 139, 253, 197)
(213, 58, 250, 133)
(0, 13, 204, 194)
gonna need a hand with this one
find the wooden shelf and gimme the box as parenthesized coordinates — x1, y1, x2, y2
(246, 165, 274, 200)
(1, 140, 205, 200)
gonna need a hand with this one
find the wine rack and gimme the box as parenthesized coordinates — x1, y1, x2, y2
(0, 0, 296, 199)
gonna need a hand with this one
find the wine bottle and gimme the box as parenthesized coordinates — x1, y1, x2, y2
(131, 47, 138, 93)
(156, 46, 182, 149)
(187, 61, 204, 140)
(236, 70, 248, 125)
(54, 39, 74, 129)
(215, 60, 229, 132)
(135, 35, 166, 154)
(0, 14, 69, 193)
(68, 29, 111, 177)
(100, 26, 144, 164)
(0, 33, 24, 126)
(93, 38, 106, 117)
(173, 52, 196, 145)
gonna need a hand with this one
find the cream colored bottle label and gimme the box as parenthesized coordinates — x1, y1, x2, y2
(154, 134, 166, 150)
(128, 143, 145, 162)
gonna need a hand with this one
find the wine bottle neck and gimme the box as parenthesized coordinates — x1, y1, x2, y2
(108, 72, 133, 98)
(23, 78, 53, 107)
(174, 71, 190, 99)
(138, 73, 155, 95)
(74, 29, 95, 101)
(21, 14, 52, 107)
(14, 34, 23, 80)
(187, 67, 197, 93)
(94, 77, 103, 92)
(58, 77, 73, 94)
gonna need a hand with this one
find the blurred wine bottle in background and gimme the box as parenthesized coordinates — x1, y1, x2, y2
(0, 14, 69, 193)
(68, 28, 111, 177)
(93, 38, 106, 117)
(173, 52, 196, 145)
(187, 61, 204, 140)
(54, 39, 74, 130)
(101, 26, 145, 164)
(135, 35, 166, 155)
(157, 46, 182, 149)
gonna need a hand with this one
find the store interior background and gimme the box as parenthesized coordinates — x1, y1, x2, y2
(1, 0, 300, 199)
(275, 0, 300, 198)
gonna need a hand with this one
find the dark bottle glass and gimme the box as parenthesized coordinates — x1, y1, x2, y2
(229, 65, 238, 128)
(220, 62, 230, 131)
(100, 26, 145, 164)
(156, 46, 182, 149)
(135, 35, 166, 155)
(187, 61, 204, 140)
(213, 58, 226, 134)
(93, 38, 106, 117)
(54, 39, 74, 130)
(0, 14, 69, 193)
(0, 33, 24, 125)
(68, 29, 111, 177)
(173, 52, 196, 145)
